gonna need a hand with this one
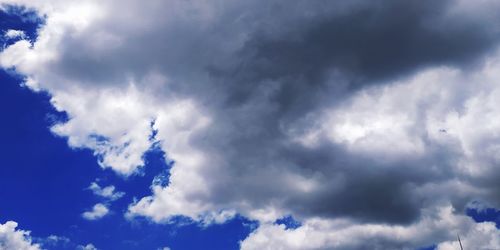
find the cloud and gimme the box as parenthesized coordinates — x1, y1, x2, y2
(33, 234, 74, 249)
(4, 29, 25, 39)
(0, 221, 40, 250)
(88, 181, 124, 201)
(77, 243, 98, 250)
(82, 203, 109, 220)
(241, 204, 500, 250)
(1, 0, 500, 248)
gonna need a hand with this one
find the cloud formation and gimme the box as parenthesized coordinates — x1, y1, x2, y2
(0, 221, 40, 250)
(1, 0, 500, 248)
(242, 205, 500, 250)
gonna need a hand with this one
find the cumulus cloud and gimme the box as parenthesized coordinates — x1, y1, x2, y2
(0, 221, 40, 250)
(2, 0, 500, 248)
(88, 181, 124, 201)
(82, 203, 109, 221)
(241, 204, 500, 250)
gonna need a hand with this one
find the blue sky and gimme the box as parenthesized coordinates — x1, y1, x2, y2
(1, 1, 500, 250)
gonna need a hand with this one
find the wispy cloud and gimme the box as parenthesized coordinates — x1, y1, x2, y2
(88, 182, 124, 201)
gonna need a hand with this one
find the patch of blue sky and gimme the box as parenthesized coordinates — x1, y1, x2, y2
(0, 4, 44, 48)
(275, 215, 301, 230)
(466, 206, 500, 229)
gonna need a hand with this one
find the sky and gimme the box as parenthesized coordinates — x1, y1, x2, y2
(0, 0, 500, 250)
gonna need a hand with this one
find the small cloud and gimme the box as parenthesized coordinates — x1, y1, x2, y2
(82, 203, 109, 220)
(4, 29, 26, 39)
(43, 235, 70, 246)
(77, 243, 98, 250)
(158, 247, 171, 250)
(88, 182, 125, 201)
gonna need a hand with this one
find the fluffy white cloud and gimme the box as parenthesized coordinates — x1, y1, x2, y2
(1, 0, 500, 249)
(88, 182, 124, 201)
(436, 222, 500, 250)
(4, 29, 25, 39)
(82, 203, 109, 220)
(0, 221, 40, 250)
(241, 204, 500, 250)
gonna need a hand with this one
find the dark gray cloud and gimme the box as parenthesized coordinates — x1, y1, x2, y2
(241, 0, 496, 81)
(206, 0, 500, 123)
(51, 0, 500, 93)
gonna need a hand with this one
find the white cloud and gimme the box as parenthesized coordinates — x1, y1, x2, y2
(4, 29, 25, 39)
(88, 182, 124, 201)
(82, 203, 109, 220)
(77, 243, 98, 250)
(45, 235, 70, 244)
(0, 221, 40, 250)
(48, 85, 158, 175)
(436, 221, 500, 250)
(241, 205, 500, 250)
(46, 235, 68, 242)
